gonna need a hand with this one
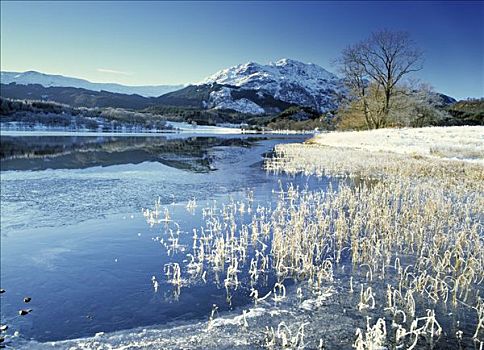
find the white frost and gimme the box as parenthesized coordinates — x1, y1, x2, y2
(310, 126, 484, 163)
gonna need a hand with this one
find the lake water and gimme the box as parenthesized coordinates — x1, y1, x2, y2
(0, 133, 480, 349)
(0, 133, 326, 348)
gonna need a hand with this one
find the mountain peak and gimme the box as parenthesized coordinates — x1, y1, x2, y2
(202, 59, 338, 85)
(199, 59, 344, 115)
(272, 58, 306, 66)
(23, 70, 41, 75)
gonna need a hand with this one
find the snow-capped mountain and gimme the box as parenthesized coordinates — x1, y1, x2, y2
(1, 60, 348, 115)
(200, 58, 346, 114)
(1, 71, 183, 97)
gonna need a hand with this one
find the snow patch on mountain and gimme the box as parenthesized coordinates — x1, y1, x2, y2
(1, 71, 182, 97)
(209, 87, 265, 115)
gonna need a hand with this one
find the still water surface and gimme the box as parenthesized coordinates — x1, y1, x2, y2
(1, 134, 328, 346)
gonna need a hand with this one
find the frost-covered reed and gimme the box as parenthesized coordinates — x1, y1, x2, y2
(144, 127, 483, 348)
(261, 129, 483, 348)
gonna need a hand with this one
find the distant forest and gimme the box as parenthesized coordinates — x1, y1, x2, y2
(1, 94, 482, 132)
(0, 98, 171, 131)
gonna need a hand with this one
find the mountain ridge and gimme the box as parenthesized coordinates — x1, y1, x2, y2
(1, 59, 346, 114)
(0, 71, 183, 97)
(1, 59, 456, 117)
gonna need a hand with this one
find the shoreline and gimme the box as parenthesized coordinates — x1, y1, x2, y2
(0, 129, 315, 137)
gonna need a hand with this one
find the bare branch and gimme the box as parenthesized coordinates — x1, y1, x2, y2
(336, 29, 424, 128)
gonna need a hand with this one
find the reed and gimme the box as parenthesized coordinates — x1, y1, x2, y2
(144, 128, 482, 348)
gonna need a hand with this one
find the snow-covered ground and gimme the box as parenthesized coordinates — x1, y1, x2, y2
(265, 126, 484, 182)
(310, 126, 484, 163)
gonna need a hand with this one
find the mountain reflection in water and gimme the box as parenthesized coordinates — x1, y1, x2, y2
(0, 135, 262, 172)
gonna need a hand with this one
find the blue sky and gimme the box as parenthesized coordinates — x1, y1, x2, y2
(1, 1, 483, 99)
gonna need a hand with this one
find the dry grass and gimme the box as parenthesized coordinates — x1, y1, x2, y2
(144, 127, 483, 348)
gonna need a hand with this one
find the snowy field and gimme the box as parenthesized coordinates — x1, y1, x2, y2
(311, 126, 483, 163)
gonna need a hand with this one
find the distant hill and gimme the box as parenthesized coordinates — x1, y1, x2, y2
(155, 84, 222, 108)
(0, 83, 156, 109)
(1, 71, 183, 97)
(0, 81, 298, 116)
(445, 99, 484, 125)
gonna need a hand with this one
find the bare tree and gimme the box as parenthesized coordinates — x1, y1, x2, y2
(337, 47, 375, 128)
(337, 30, 424, 128)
